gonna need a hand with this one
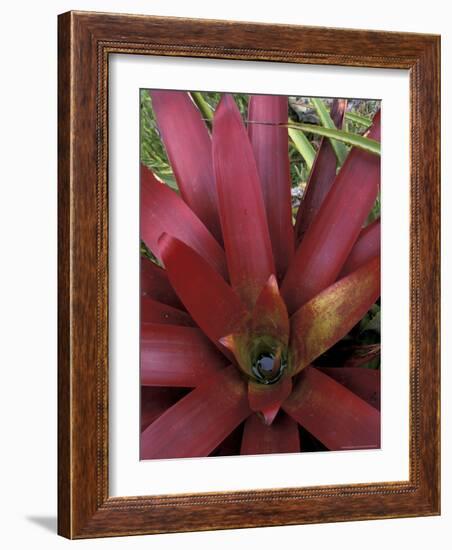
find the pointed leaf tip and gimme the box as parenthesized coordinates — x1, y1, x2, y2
(248, 94, 294, 279)
(261, 406, 280, 426)
(251, 274, 289, 344)
(148, 90, 222, 241)
(140, 164, 227, 278)
(248, 377, 292, 425)
(158, 234, 247, 349)
(283, 108, 380, 313)
(213, 94, 275, 308)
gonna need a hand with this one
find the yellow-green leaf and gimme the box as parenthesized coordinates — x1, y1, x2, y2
(311, 98, 349, 164)
(288, 121, 316, 170)
(285, 121, 381, 156)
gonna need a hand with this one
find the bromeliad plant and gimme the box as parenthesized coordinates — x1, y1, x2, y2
(140, 91, 381, 459)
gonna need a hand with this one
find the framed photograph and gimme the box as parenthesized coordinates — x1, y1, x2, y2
(58, 11, 440, 538)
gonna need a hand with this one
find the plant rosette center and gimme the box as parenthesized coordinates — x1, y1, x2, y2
(219, 274, 298, 425)
(221, 331, 290, 384)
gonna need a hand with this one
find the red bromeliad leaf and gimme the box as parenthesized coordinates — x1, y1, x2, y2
(282, 110, 381, 314)
(290, 256, 380, 373)
(141, 387, 189, 432)
(251, 275, 289, 344)
(140, 164, 227, 278)
(248, 377, 292, 425)
(248, 95, 294, 279)
(212, 94, 275, 308)
(339, 218, 380, 278)
(330, 98, 347, 128)
(158, 234, 247, 347)
(140, 366, 251, 459)
(141, 257, 183, 309)
(141, 297, 194, 326)
(149, 91, 222, 241)
(241, 412, 300, 455)
(217, 333, 249, 374)
(294, 99, 347, 244)
(211, 424, 244, 456)
(141, 323, 228, 387)
(283, 366, 380, 450)
(317, 367, 380, 410)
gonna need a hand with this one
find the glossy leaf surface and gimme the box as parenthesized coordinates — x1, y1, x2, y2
(340, 218, 380, 278)
(141, 164, 227, 277)
(213, 94, 275, 307)
(241, 412, 300, 455)
(318, 367, 380, 410)
(251, 275, 290, 344)
(141, 366, 250, 459)
(141, 323, 227, 387)
(283, 111, 381, 313)
(159, 234, 247, 347)
(248, 377, 292, 425)
(248, 95, 294, 279)
(141, 387, 189, 432)
(283, 367, 380, 450)
(149, 91, 221, 240)
(140, 257, 183, 308)
(141, 297, 194, 326)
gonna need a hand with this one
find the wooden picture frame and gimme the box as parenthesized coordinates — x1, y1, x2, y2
(58, 10, 440, 538)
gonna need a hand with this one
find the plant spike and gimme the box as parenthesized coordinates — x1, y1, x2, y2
(295, 99, 346, 243)
(213, 94, 275, 308)
(149, 91, 222, 241)
(311, 98, 349, 164)
(249, 95, 295, 280)
(158, 234, 248, 349)
(282, 111, 381, 314)
(140, 164, 227, 278)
